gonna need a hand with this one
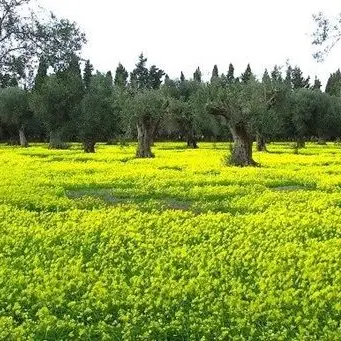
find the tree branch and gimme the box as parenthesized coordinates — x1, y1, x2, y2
(206, 102, 230, 120)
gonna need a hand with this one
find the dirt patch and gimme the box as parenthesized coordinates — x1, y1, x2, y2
(272, 185, 310, 191)
(163, 199, 191, 211)
(66, 188, 192, 211)
(158, 166, 183, 171)
(66, 188, 122, 204)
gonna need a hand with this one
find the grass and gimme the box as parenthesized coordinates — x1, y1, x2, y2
(1, 142, 341, 340)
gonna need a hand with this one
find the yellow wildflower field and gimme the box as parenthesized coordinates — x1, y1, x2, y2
(1, 142, 341, 340)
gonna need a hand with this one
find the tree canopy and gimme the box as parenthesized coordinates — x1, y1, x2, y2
(0, 0, 86, 85)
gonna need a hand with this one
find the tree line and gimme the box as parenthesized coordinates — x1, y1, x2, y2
(1, 0, 341, 166)
(2, 54, 341, 166)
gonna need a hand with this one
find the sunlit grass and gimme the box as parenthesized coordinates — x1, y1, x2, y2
(1, 142, 341, 339)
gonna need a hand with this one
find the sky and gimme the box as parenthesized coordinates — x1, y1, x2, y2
(40, 0, 340, 87)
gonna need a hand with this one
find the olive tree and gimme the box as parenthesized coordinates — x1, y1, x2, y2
(165, 79, 204, 148)
(30, 71, 83, 149)
(204, 80, 283, 166)
(0, 86, 31, 146)
(291, 88, 339, 143)
(257, 77, 291, 151)
(30, 75, 69, 148)
(121, 88, 169, 158)
(30, 56, 84, 148)
(79, 73, 117, 153)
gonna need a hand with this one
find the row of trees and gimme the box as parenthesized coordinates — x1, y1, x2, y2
(1, 1, 341, 166)
(2, 53, 341, 166)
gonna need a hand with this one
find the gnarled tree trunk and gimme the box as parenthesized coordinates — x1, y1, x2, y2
(83, 139, 96, 153)
(19, 125, 28, 148)
(296, 138, 306, 148)
(49, 130, 65, 149)
(206, 105, 257, 166)
(187, 129, 198, 149)
(8, 137, 19, 146)
(256, 133, 267, 152)
(229, 123, 257, 166)
(317, 137, 327, 145)
(136, 121, 155, 158)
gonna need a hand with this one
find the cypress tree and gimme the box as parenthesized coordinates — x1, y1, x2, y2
(114, 63, 128, 88)
(83, 60, 94, 91)
(241, 63, 253, 83)
(63, 54, 84, 116)
(285, 65, 293, 87)
(164, 74, 174, 89)
(67, 54, 82, 78)
(180, 71, 185, 83)
(271, 65, 283, 82)
(312, 76, 322, 90)
(220, 73, 227, 86)
(262, 69, 271, 84)
(106, 71, 113, 86)
(325, 69, 341, 96)
(291, 66, 310, 89)
(130, 53, 149, 89)
(193, 67, 202, 83)
(210, 65, 219, 83)
(34, 57, 48, 90)
(226, 63, 235, 84)
(149, 65, 165, 89)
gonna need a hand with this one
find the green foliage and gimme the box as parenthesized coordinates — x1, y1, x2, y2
(312, 76, 322, 90)
(30, 57, 84, 142)
(83, 60, 94, 91)
(130, 54, 164, 91)
(193, 67, 202, 83)
(285, 65, 293, 87)
(63, 54, 83, 77)
(291, 66, 310, 89)
(57, 56, 85, 138)
(271, 65, 283, 82)
(241, 63, 253, 84)
(325, 69, 341, 96)
(79, 73, 117, 146)
(42, 18, 87, 73)
(167, 80, 209, 144)
(30, 75, 70, 134)
(205, 79, 284, 135)
(105, 71, 113, 86)
(226, 63, 235, 85)
(180, 71, 186, 83)
(260, 79, 291, 140)
(34, 57, 49, 91)
(148, 65, 165, 89)
(291, 88, 339, 140)
(262, 68, 271, 84)
(122, 88, 168, 127)
(114, 63, 129, 88)
(210, 65, 219, 84)
(0, 73, 18, 88)
(0, 0, 86, 80)
(130, 53, 149, 90)
(0, 87, 30, 128)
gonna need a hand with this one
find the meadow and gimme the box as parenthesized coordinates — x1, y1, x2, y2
(1, 142, 341, 340)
